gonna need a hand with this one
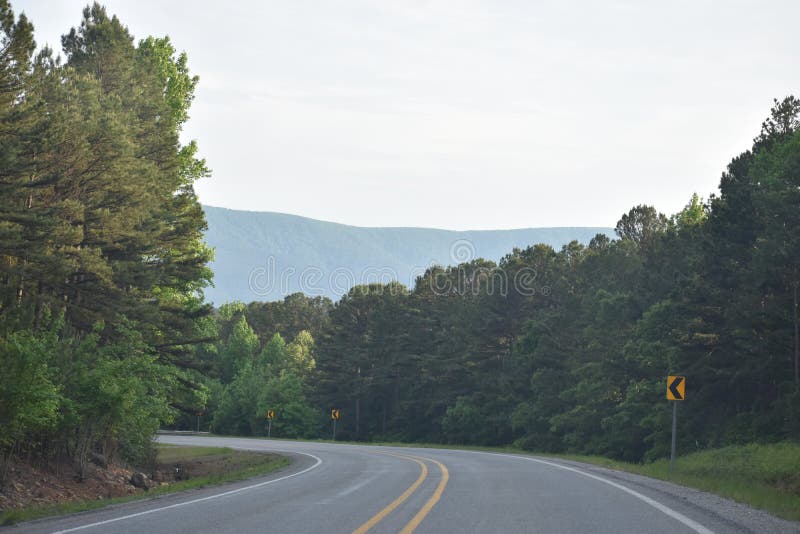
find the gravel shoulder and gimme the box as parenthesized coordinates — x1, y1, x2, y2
(550, 457, 800, 534)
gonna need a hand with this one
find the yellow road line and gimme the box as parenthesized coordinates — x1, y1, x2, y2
(352, 453, 428, 534)
(399, 456, 450, 534)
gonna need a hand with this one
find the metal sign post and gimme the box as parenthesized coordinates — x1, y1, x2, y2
(331, 409, 340, 441)
(670, 401, 677, 473)
(266, 410, 275, 438)
(666, 376, 685, 473)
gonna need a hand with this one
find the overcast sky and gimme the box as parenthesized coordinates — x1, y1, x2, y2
(14, 1, 800, 230)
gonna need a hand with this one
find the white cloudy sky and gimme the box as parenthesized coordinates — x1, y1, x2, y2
(14, 1, 800, 230)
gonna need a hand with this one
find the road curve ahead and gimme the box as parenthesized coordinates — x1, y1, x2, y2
(9, 436, 799, 534)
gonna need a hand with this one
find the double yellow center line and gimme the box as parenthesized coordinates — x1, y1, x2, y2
(352, 452, 449, 534)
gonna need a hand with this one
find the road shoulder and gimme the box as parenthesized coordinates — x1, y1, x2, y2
(537, 456, 800, 534)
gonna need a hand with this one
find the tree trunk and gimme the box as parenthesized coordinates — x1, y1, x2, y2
(16, 273, 24, 304)
(355, 397, 360, 438)
(355, 366, 361, 438)
(793, 275, 798, 384)
(17, 166, 35, 305)
(394, 368, 400, 409)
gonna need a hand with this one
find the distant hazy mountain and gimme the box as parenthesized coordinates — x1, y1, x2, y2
(202, 205, 614, 304)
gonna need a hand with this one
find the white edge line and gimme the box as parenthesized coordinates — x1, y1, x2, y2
(502, 453, 714, 534)
(53, 452, 323, 534)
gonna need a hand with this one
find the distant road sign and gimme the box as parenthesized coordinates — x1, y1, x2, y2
(331, 409, 340, 420)
(667, 376, 685, 401)
(267, 410, 275, 420)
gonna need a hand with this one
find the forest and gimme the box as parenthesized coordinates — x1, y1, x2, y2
(0, 2, 214, 479)
(1, 0, 799, 487)
(202, 140, 799, 462)
(181, 94, 800, 462)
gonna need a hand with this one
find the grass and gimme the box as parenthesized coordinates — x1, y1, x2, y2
(602, 442, 800, 522)
(0, 445, 290, 526)
(155, 444, 233, 463)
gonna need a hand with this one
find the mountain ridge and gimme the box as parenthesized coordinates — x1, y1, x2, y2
(202, 205, 614, 303)
(202, 205, 610, 232)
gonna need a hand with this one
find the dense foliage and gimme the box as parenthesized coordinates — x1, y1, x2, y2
(0, 2, 212, 481)
(204, 98, 800, 462)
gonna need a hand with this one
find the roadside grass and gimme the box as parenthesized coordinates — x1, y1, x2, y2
(155, 444, 233, 463)
(0, 445, 289, 526)
(251, 435, 800, 522)
(611, 442, 800, 522)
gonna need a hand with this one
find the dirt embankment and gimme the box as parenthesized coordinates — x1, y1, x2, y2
(1, 460, 140, 512)
(1, 456, 186, 512)
(0, 447, 284, 513)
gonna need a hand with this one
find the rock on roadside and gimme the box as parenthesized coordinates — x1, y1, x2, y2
(129, 472, 155, 490)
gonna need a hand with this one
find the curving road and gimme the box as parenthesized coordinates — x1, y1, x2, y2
(8, 435, 799, 534)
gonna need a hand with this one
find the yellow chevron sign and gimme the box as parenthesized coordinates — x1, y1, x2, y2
(667, 376, 685, 401)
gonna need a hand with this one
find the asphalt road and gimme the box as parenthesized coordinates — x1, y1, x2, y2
(7, 435, 799, 534)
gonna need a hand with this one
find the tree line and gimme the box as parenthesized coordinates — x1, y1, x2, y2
(204, 97, 800, 463)
(1, 1, 213, 481)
